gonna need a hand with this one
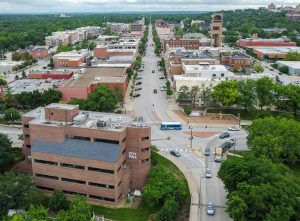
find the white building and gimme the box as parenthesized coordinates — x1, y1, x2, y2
(276, 61, 300, 75)
(182, 64, 234, 78)
(0, 61, 23, 75)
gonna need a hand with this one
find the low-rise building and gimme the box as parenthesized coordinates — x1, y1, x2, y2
(164, 37, 211, 52)
(253, 47, 300, 60)
(0, 61, 23, 75)
(22, 103, 151, 205)
(53, 50, 90, 67)
(59, 67, 128, 102)
(28, 70, 75, 80)
(237, 37, 297, 48)
(25, 46, 49, 59)
(262, 28, 287, 33)
(276, 61, 300, 75)
(94, 40, 138, 59)
(220, 53, 251, 69)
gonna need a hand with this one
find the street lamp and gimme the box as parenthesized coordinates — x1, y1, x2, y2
(190, 125, 193, 149)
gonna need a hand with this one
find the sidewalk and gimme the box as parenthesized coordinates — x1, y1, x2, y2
(159, 152, 199, 221)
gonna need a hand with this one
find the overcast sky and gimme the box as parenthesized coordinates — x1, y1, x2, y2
(0, 0, 299, 13)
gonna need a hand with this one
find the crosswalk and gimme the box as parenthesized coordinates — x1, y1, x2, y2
(159, 148, 192, 153)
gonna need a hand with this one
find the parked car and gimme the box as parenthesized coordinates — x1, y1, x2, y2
(152, 70, 155, 73)
(219, 132, 230, 139)
(133, 94, 140, 98)
(159, 76, 165, 80)
(135, 88, 142, 91)
(206, 202, 215, 215)
(204, 147, 210, 156)
(170, 150, 181, 157)
(153, 89, 157, 94)
(160, 85, 167, 91)
(136, 77, 142, 80)
(136, 82, 142, 85)
(228, 126, 240, 131)
(205, 168, 212, 178)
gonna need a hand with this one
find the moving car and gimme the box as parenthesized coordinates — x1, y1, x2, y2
(170, 150, 181, 157)
(205, 168, 212, 178)
(136, 82, 142, 85)
(206, 202, 215, 215)
(159, 76, 165, 80)
(133, 94, 140, 98)
(228, 126, 240, 131)
(219, 132, 230, 139)
(204, 147, 210, 156)
(135, 88, 142, 91)
(153, 89, 157, 94)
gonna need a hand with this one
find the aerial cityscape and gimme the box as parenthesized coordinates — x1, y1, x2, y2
(0, 1, 300, 221)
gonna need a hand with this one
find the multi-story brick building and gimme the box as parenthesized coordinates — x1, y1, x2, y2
(59, 67, 128, 102)
(25, 46, 49, 59)
(220, 54, 251, 69)
(22, 103, 151, 205)
(237, 38, 297, 48)
(164, 37, 211, 52)
(53, 50, 90, 67)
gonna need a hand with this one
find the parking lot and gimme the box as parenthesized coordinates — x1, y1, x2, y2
(8, 79, 65, 94)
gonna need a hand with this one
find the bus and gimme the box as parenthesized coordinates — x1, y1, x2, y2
(160, 122, 182, 130)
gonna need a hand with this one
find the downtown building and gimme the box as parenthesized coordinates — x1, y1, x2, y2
(22, 103, 151, 205)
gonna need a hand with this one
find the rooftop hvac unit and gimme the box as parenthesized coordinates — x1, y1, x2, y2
(96, 120, 107, 128)
(115, 123, 122, 129)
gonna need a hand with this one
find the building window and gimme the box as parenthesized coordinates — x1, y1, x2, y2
(212, 74, 216, 77)
(60, 163, 85, 170)
(73, 136, 90, 141)
(122, 137, 126, 143)
(221, 73, 225, 77)
(35, 173, 59, 180)
(24, 124, 29, 128)
(26, 145, 31, 148)
(63, 190, 86, 196)
(94, 138, 119, 144)
(37, 186, 54, 191)
(141, 147, 150, 152)
(34, 159, 58, 166)
(117, 166, 121, 172)
(88, 182, 114, 189)
(25, 135, 30, 138)
(61, 177, 86, 184)
(88, 167, 114, 174)
(141, 136, 150, 141)
(141, 158, 150, 163)
(89, 195, 115, 202)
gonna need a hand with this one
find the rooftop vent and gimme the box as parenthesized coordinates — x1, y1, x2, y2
(96, 120, 107, 128)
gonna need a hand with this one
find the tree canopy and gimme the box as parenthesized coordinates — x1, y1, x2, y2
(0, 134, 14, 174)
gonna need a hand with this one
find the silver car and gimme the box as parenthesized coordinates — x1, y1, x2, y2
(205, 168, 212, 178)
(207, 202, 215, 215)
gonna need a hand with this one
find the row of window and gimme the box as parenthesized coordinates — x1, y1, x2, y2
(36, 186, 116, 202)
(72, 136, 127, 144)
(34, 159, 115, 174)
(35, 173, 115, 189)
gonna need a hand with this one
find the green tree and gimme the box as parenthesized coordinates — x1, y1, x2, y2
(177, 85, 191, 105)
(0, 78, 7, 86)
(284, 51, 300, 61)
(57, 45, 73, 53)
(49, 58, 54, 69)
(212, 80, 239, 108)
(57, 196, 91, 221)
(237, 80, 256, 111)
(183, 107, 192, 116)
(253, 64, 264, 73)
(279, 65, 289, 74)
(155, 197, 180, 221)
(126, 67, 134, 79)
(48, 189, 68, 212)
(0, 134, 14, 174)
(0, 173, 33, 216)
(113, 86, 125, 108)
(247, 117, 300, 163)
(23, 205, 50, 221)
(255, 77, 275, 110)
(190, 86, 200, 108)
(4, 108, 21, 122)
(283, 84, 300, 117)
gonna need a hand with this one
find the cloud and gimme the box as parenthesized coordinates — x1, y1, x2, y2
(0, 0, 299, 13)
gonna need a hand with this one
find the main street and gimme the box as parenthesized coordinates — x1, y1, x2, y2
(125, 25, 248, 221)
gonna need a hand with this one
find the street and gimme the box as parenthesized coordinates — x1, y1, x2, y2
(125, 25, 249, 221)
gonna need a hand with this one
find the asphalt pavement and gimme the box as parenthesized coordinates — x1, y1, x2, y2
(124, 25, 250, 221)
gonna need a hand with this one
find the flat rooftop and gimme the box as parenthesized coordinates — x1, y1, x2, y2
(253, 47, 300, 54)
(24, 104, 148, 132)
(183, 64, 229, 72)
(32, 139, 120, 163)
(276, 61, 300, 69)
(62, 67, 126, 88)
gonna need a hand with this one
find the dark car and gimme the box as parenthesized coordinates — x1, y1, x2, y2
(136, 82, 142, 85)
(219, 132, 230, 139)
(133, 94, 140, 98)
(220, 141, 234, 153)
(170, 150, 181, 157)
(135, 88, 142, 91)
(204, 147, 210, 156)
(152, 70, 155, 73)
(136, 77, 142, 80)
(159, 76, 165, 80)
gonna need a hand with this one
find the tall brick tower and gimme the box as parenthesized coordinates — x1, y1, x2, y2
(210, 13, 223, 47)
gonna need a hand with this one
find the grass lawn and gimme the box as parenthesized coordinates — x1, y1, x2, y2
(0, 119, 9, 125)
(207, 109, 299, 121)
(91, 150, 189, 221)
